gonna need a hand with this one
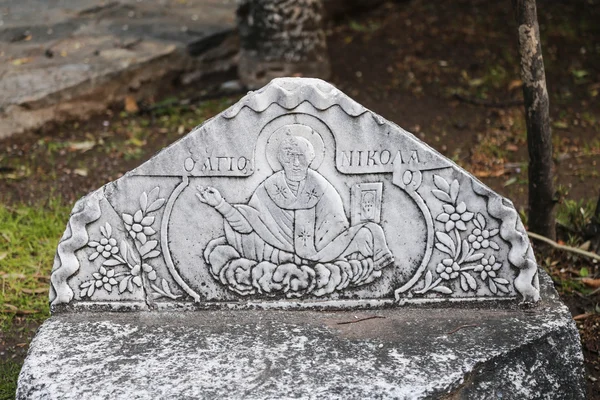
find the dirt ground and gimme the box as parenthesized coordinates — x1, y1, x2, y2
(1, 0, 599, 397)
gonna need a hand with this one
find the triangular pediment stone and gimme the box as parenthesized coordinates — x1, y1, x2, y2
(50, 77, 540, 310)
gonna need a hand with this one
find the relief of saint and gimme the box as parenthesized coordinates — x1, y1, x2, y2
(196, 124, 394, 297)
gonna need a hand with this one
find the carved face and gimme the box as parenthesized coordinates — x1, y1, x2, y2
(278, 135, 315, 182)
(361, 191, 375, 218)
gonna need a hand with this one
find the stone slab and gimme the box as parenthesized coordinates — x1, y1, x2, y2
(49, 77, 540, 309)
(0, 0, 238, 139)
(18, 271, 585, 399)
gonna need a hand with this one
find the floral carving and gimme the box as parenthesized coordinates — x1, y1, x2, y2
(415, 175, 510, 296)
(79, 188, 180, 301)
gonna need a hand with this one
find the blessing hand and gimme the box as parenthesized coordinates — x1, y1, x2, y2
(196, 186, 223, 207)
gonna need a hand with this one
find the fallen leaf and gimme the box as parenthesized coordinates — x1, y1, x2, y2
(74, 168, 88, 177)
(68, 141, 95, 152)
(573, 313, 592, 321)
(553, 121, 569, 129)
(124, 95, 139, 113)
(468, 78, 484, 87)
(21, 288, 48, 294)
(503, 177, 517, 187)
(579, 241, 591, 251)
(582, 278, 600, 288)
(0, 252, 6, 261)
(506, 144, 519, 152)
(12, 57, 32, 66)
(508, 79, 523, 91)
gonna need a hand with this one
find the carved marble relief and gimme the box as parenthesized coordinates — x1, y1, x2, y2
(49, 78, 540, 311)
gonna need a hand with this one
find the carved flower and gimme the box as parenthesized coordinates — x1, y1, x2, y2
(122, 210, 156, 244)
(468, 213, 500, 250)
(436, 202, 474, 232)
(131, 263, 157, 282)
(88, 223, 118, 260)
(80, 266, 118, 297)
(474, 255, 502, 280)
(435, 258, 460, 280)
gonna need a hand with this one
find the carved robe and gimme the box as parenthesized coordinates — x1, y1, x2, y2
(212, 169, 390, 265)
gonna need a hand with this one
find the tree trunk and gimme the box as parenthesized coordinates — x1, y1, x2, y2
(512, 0, 556, 240)
(237, 0, 331, 89)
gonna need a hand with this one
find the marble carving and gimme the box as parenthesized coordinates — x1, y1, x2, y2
(50, 77, 540, 310)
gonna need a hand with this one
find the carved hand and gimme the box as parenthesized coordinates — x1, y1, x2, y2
(196, 186, 223, 207)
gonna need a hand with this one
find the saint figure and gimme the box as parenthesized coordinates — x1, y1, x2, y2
(197, 127, 393, 295)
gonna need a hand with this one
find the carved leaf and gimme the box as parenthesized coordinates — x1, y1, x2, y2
(472, 218, 481, 230)
(128, 246, 141, 265)
(432, 190, 452, 203)
(105, 222, 112, 237)
(464, 272, 477, 290)
(132, 276, 142, 287)
(127, 277, 134, 292)
(494, 278, 509, 285)
(450, 180, 459, 203)
(146, 198, 166, 213)
(87, 285, 95, 298)
(433, 175, 450, 193)
(424, 270, 432, 289)
(488, 279, 498, 294)
(120, 240, 129, 263)
(496, 282, 509, 293)
(435, 232, 456, 256)
(119, 276, 130, 293)
(490, 241, 500, 250)
(145, 250, 161, 259)
(103, 259, 123, 267)
(89, 252, 99, 261)
(432, 286, 453, 294)
(140, 240, 158, 256)
(465, 253, 484, 263)
(140, 192, 148, 212)
(122, 213, 133, 225)
(148, 187, 160, 204)
(100, 225, 107, 237)
(476, 213, 486, 229)
(161, 278, 170, 294)
(435, 243, 453, 256)
(80, 281, 93, 288)
(460, 274, 468, 292)
(460, 239, 469, 260)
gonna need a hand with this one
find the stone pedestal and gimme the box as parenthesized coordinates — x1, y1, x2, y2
(237, 0, 331, 88)
(18, 271, 585, 399)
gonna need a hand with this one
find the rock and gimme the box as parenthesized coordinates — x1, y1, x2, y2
(0, 0, 238, 139)
(18, 271, 584, 399)
(237, 0, 331, 89)
(19, 78, 585, 398)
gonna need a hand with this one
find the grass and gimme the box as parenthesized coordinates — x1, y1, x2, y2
(0, 360, 21, 400)
(0, 198, 71, 329)
(557, 198, 597, 235)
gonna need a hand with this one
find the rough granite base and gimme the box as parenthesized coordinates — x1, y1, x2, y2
(18, 270, 585, 399)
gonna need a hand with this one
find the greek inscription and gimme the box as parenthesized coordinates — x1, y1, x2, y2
(339, 149, 421, 168)
(201, 156, 250, 173)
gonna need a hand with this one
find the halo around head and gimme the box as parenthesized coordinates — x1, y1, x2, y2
(265, 124, 325, 171)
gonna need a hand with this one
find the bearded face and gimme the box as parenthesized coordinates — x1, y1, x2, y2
(278, 135, 315, 182)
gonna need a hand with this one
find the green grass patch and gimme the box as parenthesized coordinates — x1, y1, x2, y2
(0, 199, 71, 329)
(0, 359, 21, 400)
(557, 198, 597, 236)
